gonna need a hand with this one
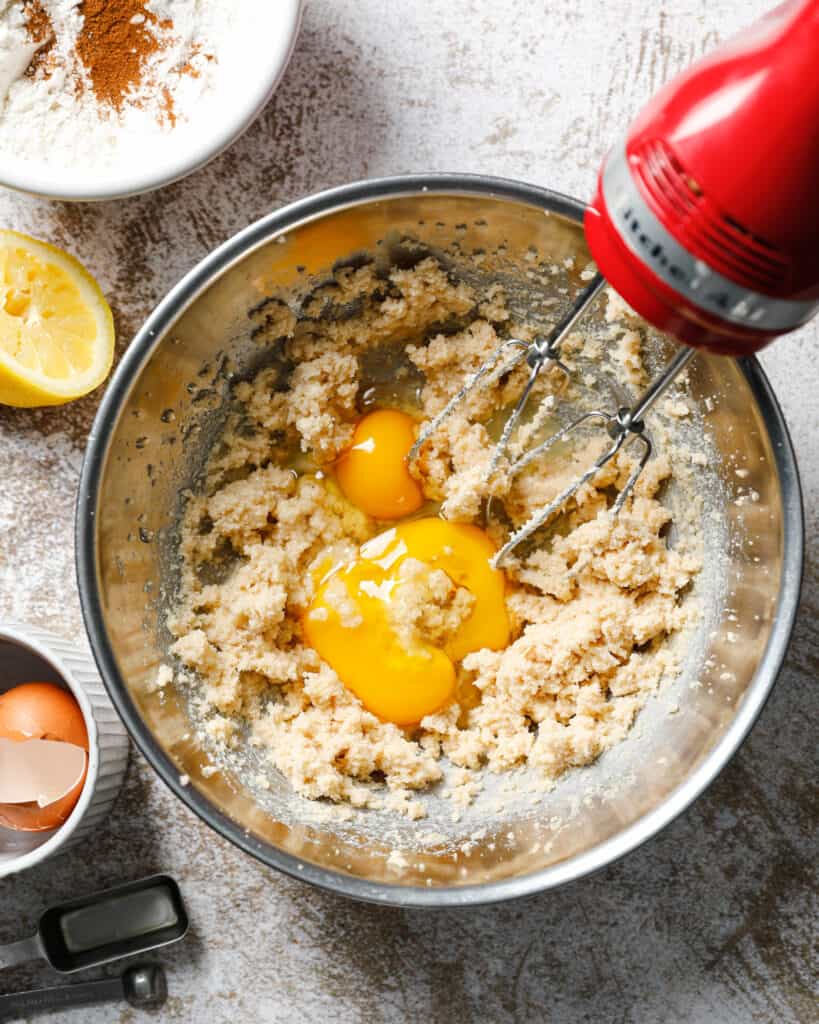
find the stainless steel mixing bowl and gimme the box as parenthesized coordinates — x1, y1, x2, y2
(76, 175, 803, 906)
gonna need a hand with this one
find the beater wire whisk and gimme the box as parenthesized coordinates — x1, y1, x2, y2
(407, 269, 700, 568)
(408, 272, 607, 471)
(490, 345, 696, 566)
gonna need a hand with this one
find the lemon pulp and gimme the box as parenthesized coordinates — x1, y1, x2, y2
(0, 230, 114, 407)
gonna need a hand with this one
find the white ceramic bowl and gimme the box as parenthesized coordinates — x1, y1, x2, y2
(0, 1, 303, 201)
(0, 623, 129, 878)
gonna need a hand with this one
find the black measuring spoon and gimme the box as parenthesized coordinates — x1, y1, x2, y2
(0, 963, 166, 1020)
(0, 875, 187, 973)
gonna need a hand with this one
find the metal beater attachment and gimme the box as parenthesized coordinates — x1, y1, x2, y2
(408, 272, 607, 471)
(491, 345, 697, 566)
(407, 270, 696, 567)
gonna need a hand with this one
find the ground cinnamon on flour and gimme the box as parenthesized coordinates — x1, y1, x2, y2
(0, 0, 227, 172)
(76, 0, 169, 110)
(21, 1, 55, 78)
(21, 1, 51, 46)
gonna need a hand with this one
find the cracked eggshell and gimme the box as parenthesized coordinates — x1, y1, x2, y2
(0, 738, 87, 803)
(0, 682, 89, 831)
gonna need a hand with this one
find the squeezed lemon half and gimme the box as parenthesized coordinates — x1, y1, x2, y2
(0, 230, 115, 407)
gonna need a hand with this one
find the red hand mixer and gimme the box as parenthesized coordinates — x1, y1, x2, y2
(410, 0, 819, 564)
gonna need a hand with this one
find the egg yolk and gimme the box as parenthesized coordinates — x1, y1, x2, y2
(303, 518, 510, 725)
(335, 409, 424, 520)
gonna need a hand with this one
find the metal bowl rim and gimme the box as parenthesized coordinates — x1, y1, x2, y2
(75, 173, 804, 907)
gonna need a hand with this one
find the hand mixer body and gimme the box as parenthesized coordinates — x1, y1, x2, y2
(585, 0, 819, 355)
(413, 0, 819, 562)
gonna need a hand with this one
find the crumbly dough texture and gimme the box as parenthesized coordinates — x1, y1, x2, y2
(169, 259, 700, 819)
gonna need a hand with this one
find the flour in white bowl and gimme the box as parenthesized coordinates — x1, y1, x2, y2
(0, 0, 249, 179)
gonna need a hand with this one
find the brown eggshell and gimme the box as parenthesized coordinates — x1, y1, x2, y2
(0, 682, 89, 832)
(0, 682, 88, 746)
(0, 771, 87, 831)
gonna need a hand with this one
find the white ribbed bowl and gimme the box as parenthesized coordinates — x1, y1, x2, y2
(0, 622, 129, 877)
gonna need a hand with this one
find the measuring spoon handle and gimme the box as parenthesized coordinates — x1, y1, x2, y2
(0, 965, 166, 1020)
(0, 935, 42, 971)
(0, 976, 122, 1020)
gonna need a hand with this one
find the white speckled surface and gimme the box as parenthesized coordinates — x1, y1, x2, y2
(0, 1, 816, 1021)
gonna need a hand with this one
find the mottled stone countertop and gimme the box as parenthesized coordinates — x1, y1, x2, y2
(0, 2, 816, 1021)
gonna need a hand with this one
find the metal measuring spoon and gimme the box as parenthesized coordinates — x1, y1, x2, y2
(0, 963, 167, 1020)
(0, 875, 187, 974)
